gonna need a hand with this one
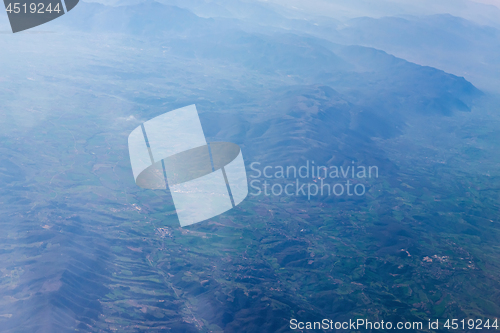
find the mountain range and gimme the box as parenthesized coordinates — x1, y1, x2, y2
(0, 0, 499, 332)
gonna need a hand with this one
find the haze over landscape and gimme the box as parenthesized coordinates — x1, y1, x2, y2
(0, 0, 499, 332)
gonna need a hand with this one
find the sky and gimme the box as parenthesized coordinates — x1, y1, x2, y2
(472, 0, 500, 7)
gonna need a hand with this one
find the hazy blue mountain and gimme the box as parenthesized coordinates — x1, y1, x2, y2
(52, 0, 208, 34)
(332, 14, 500, 92)
(0, 0, 499, 332)
(60, 0, 500, 93)
(266, 0, 500, 28)
(45, 1, 483, 164)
